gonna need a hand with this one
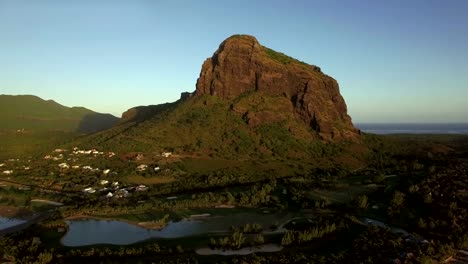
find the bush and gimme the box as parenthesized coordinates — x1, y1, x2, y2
(355, 195, 369, 209)
(281, 230, 295, 246)
(253, 234, 264, 245)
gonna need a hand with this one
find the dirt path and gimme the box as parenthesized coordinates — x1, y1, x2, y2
(0, 205, 33, 218)
(31, 199, 63, 206)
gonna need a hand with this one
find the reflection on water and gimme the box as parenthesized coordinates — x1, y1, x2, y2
(62, 211, 294, 246)
(0, 216, 26, 230)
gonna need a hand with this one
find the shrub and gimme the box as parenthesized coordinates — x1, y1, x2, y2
(356, 195, 369, 209)
(253, 234, 264, 245)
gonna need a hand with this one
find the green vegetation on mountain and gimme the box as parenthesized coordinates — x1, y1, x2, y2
(0, 95, 119, 133)
(0, 130, 74, 160)
(75, 94, 364, 166)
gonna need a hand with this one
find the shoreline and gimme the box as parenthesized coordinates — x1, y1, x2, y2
(64, 214, 169, 230)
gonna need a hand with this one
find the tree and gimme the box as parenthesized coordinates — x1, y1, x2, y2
(388, 191, 406, 216)
(231, 231, 246, 249)
(254, 234, 264, 245)
(281, 231, 295, 246)
(37, 251, 53, 264)
(391, 191, 405, 208)
(356, 195, 368, 209)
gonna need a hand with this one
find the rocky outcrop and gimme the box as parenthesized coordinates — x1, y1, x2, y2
(195, 35, 359, 140)
(120, 103, 174, 124)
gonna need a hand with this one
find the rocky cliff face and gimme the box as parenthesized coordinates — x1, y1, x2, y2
(195, 35, 358, 140)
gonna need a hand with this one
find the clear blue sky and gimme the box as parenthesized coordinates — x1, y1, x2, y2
(1, 0, 467, 123)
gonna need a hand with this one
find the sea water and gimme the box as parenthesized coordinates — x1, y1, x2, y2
(356, 123, 468, 135)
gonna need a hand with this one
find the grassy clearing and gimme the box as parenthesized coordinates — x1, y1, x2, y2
(123, 174, 176, 185)
(30, 202, 59, 213)
(308, 183, 376, 205)
(0, 130, 76, 160)
(180, 158, 242, 173)
(0, 205, 33, 218)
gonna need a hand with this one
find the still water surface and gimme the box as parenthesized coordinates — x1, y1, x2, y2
(62, 211, 294, 246)
(0, 216, 26, 230)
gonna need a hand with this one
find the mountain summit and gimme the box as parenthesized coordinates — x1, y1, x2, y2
(196, 35, 358, 140)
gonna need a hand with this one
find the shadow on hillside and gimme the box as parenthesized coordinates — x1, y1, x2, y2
(120, 102, 177, 124)
(76, 113, 120, 134)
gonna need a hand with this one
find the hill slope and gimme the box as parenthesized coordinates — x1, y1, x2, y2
(75, 35, 361, 160)
(0, 94, 119, 133)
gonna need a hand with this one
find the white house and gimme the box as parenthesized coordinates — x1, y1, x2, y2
(103, 169, 111, 175)
(115, 189, 129, 198)
(137, 164, 148, 171)
(106, 192, 113, 198)
(161, 152, 172, 158)
(58, 163, 69, 169)
(83, 187, 96, 194)
(100, 180, 109, 185)
(52, 155, 63, 161)
(0, 163, 5, 167)
(111, 181, 119, 187)
(2, 170, 13, 175)
(136, 185, 148, 191)
(154, 166, 160, 172)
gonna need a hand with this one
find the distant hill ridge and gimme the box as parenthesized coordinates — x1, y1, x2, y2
(0, 94, 119, 133)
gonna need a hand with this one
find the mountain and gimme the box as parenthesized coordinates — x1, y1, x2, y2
(196, 35, 358, 140)
(0, 94, 119, 133)
(76, 35, 360, 159)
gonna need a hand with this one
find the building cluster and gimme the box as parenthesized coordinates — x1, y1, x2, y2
(82, 179, 148, 199)
(45, 148, 116, 161)
(137, 164, 160, 172)
(2, 147, 161, 200)
(0, 159, 31, 176)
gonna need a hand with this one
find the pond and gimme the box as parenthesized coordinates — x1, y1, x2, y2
(0, 216, 27, 230)
(62, 211, 296, 246)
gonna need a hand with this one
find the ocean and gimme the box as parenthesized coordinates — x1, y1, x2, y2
(356, 123, 468, 135)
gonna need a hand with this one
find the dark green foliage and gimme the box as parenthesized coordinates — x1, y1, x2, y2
(281, 222, 341, 246)
(355, 195, 369, 209)
(72, 95, 359, 162)
(256, 122, 302, 155)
